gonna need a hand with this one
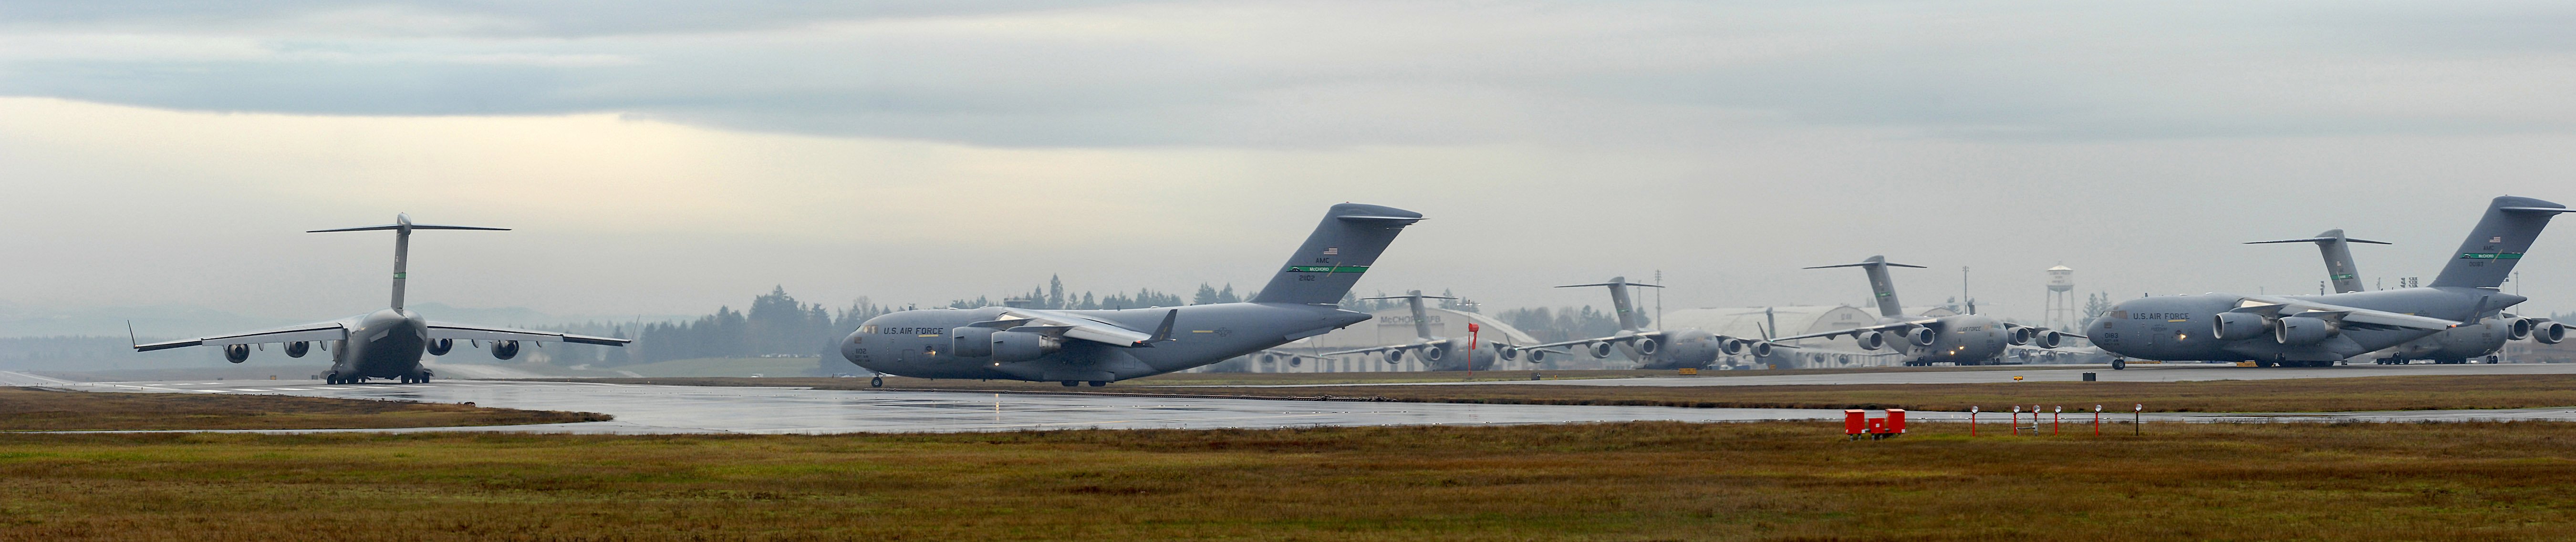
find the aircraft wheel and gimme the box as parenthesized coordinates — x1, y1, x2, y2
(1060, 380, 1078, 387)
(2111, 359, 2126, 370)
(871, 377, 884, 388)
(1088, 380, 1108, 387)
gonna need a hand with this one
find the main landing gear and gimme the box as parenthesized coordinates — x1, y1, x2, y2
(1060, 380, 1109, 387)
(870, 376, 884, 388)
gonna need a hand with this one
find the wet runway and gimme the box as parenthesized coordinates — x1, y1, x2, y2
(1402, 362, 2576, 388)
(54, 378, 1859, 434)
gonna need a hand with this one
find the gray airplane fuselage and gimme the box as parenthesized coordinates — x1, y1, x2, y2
(335, 308, 432, 379)
(844, 304, 1371, 382)
(1870, 314, 2012, 365)
(2091, 288, 2520, 362)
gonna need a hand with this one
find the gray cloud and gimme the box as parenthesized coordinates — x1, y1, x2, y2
(7, 1, 2576, 147)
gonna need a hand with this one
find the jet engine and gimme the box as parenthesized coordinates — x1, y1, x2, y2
(2212, 312, 2268, 341)
(949, 327, 997, 358)
(1749, 341, 1775, 358)
(1856, 331, 1885, 351)
(2008, 327, 2036, 346)
(284, 341, 310, 358)
(1387, 349, 1406, 363)
(222, 344, 250, 363)
(426, 338, 454, 356)
(1907, 327, 1938, 347)
(1633, 337, 1659, 356)
(2535, 321, 2568, 345)
(1588, 342, 1613, 358)
(1498, 346, 1520, 361)
(2272, 316, 2335, 346)
(2033, 330, 2064, 349)
(1719, 337, 1745, 355)
(492, 340, 521, 360)
(1421, 345, 1446, 362)
(989, 331, 1061, 363)
(1527, 349, 1548, 362)
(2508, 317, 2538, 340)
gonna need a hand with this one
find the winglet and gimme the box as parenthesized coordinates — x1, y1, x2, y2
(126, 320, 138, 349)
(1141, 309, 1179, 346)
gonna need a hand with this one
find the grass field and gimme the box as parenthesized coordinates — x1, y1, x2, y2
(4, 421, 2576, 540)
(0, 388, 608, 431)
(556, 371, 2576, 413)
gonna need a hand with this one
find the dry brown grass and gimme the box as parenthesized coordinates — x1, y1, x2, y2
(557, 372, 2576, 413)
(0, 388, 609, 431)
(4, 421, 2576, 541)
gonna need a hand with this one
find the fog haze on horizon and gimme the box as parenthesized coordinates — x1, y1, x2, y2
(4, 0, 2575, 334)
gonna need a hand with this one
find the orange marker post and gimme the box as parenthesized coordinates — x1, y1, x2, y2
(1969, 406, 1979, 436)
(2052, 406, 2061, 436)
(2092, 404, 2102, 436)
(1466, 323, 1479, 381)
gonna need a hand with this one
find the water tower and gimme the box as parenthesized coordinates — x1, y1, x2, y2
(2044, 265, 2075, 329)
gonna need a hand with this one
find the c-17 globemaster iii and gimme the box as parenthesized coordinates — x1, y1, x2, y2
(1495, 276, 1752, 370)
(1763, 256, 2077, 367)
(2095, 196, 2572, 367)
(1318, 290, 1519, 371)
(131, 215, 631, 384)
(838, 204, 1423, 387)
(2246, 228, 2560, 364)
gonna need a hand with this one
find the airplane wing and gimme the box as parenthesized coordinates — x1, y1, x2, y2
(133, 321, 352, 352)
(426, 322, 631, 346)
(993, 307, 1174, 347)
(1322, 338, 1451, 357)
(1767, 318, 1938, 343)
(1514, 331, 1663, 350)
(2238, 296, 2460, 331)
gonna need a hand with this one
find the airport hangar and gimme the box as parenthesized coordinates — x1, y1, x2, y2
(1196, 305, 1546, 373)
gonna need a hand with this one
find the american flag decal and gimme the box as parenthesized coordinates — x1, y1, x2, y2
(2490, 236, 2504, 243)
(1322, 247, 1339, 255)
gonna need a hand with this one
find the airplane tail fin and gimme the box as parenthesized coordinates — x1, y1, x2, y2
(1250, 204, 1423, 305)
(2429, 196, 2570, 289)
(2247, 229, 2389, 294)
(310, 213, 509, 311)
(1805, 256, 1924, 318)
(1556, 277, 1660, 331)
(1361, 290, 1456, 340)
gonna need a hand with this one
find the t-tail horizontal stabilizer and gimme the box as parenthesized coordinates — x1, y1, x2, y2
(1805, 256, 1926, 318)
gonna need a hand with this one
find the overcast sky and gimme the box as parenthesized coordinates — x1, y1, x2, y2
(4, 0, 2575, 332)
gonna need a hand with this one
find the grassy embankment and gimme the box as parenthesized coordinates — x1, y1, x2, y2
(563, 371, 2576, 413)
(0, 388, 609, 431)
(4, 421, 2576, 540)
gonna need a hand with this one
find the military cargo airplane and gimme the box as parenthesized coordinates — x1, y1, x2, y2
(2096, 196, 2571, 368)
(837, 203, 1423, 386)
(2247, 228, 2556, 364)
(131, 215, 630, 384)
(1320, 290, 1492, 371)
(1494, 276, 1754, 370)
(1765, 256, 2076, 366)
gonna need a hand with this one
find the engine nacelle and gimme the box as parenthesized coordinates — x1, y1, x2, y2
(1527, 349, 1548, 362)
(2034, 330, 2064, 349)
(2535, 321, 2568, 345)
(1421, 345, 1447, 362)
(1498, 346, 1520, 361)
(1588, 342, 1614, 358)
(949, 327, 997, 358)
(426, 338, 454, 356)
(222, 344, 250, 363)
(1633, 337, 1659, 356)
(1856, 331, 1884, 351)
(989, 330, 1060, 363)
(284, 341, 310, 358)
(491, 340, 521, 360)
(1387, 349, 1405, 363)
(2212, 312, 2268, 341)
(1749, 341, 1775, 358)
(1719, 337, 1745, 355)
(1907, 327, 1938, 347)
(2273, 316, 2335, 346)
(2008, 326, 2036, 346)
(2508, 317, 2537, 340)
